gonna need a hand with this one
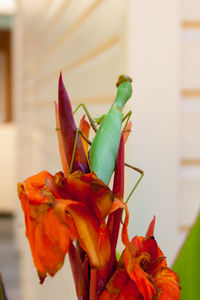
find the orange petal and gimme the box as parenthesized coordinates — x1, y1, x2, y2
(109, 198, 156, 299)
(109, 197, 130, 247)
(33, 210, 70, 279)
(153, 268, 181, 299)
(145, 216, 156, 237)
(123, 121, 132, 144)
(123, 246, 156, 300)
(99, 269, 129, 300)
(18, 171, 53, 205)
(54, 199, 111, 268)
(131, 236, 167, 276)
(18, 171, 75, 282)
(79, 115, 90, 160)
(47, 171, 113, 221)
(118, 279, 142, 300)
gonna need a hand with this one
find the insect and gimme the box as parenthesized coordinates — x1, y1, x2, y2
(70, 74, 144, 203)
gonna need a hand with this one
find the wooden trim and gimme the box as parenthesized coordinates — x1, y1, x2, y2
(182, 20, 200, 29)
(181, 159, 200, 166)
(0, 212, 13, 218)
(0, 29, 12, 122)
(179, 224, 192, 232)
(181, 89, 200, 98)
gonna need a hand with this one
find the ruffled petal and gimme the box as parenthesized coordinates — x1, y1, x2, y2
(153, 267, 181, 299)
(54, 199, 111, 268)
(123, 246, 156, 300)
(18, 171, 75, 283)
(58, 73, 90, 173)
(46, 171, 113, 221)
(98, 269, 130, 300)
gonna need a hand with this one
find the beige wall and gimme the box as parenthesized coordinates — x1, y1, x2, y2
(13, 0, 128, 299)
(179, 0, 200, 244)
(127, 0, 180, 266)
(12, 0, 200, 299)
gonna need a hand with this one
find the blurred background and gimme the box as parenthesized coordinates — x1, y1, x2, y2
(0, 0, 199, 299)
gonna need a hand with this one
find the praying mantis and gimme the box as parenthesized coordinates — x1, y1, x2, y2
(68, 74, 144, 204)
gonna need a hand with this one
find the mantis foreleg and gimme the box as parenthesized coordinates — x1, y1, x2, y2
(73, 103, 97, 132)
(122, 111, 132, 131)
(124, 163, 144, 204)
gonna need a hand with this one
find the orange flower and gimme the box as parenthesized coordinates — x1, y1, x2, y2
(18, 169, 114, 282)
(99, 218, 181, 300)
(17, 171, 77, 283)
(46, 170, 113, 268)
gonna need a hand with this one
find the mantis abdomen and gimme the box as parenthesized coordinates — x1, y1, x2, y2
(90, 107, 122, 184)
(90, 79, 132, 184)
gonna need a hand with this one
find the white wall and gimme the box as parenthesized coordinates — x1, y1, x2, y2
(126, 0, 180, 265)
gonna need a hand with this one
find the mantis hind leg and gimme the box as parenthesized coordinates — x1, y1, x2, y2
(124, 163, 144, 204)
(68, 128, 92, 174)
(122, 111, 132, 131)
(73, 103, 97, 133)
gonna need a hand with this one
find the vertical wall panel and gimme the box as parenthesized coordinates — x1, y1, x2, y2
(179, 0, 200, 250)
(0, 52, 6, 122)
(128, 0, 180, 266)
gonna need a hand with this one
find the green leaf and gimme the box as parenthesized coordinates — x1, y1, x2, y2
(173, 213, 200, 300)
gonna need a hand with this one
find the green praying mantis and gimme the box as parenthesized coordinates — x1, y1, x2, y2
(68, 74, 144, 204)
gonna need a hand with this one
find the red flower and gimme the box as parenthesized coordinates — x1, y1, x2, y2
(99, 218, 181, 300)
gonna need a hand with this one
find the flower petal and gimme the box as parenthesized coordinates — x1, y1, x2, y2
(145, 216, 156, 237)
(46, 171, 113, 221)
(68, 241, 89, 300)
(58, 73, 90, 173)
(107, 134, 125, 262)
(153, 267, 181, 299)
(131, 236, 167, 276)
(118, 279, 142, 300)
(79, 115, 90, 160)
(98, 269, 130, 300)
(18, 172, 75, 282)
(18, 170, 53, 205)
(123, 246, 156, 300)
(123, 121, 132, 144)
(54, 199, 111, 268)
